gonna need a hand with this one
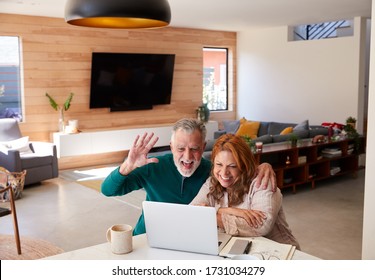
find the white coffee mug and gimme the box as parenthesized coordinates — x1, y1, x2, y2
(106, 224, 133, 254)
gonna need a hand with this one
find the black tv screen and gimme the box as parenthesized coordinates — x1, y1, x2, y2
(89, 52, 175, 111)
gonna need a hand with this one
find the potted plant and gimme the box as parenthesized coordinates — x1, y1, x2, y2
(343, 123, 360, 151)
(346, 116, 357, 129)
(241, 135, 256, 153)
(196, 103, 210, 123)
(289, 133, 299, 147)
(45, 92, 74, 132)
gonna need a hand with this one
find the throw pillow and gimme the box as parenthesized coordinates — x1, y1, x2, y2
(204, 139, 215, 151)
(280, 127, 293, 135)
(236, 121, 260, 139)
(223, 120, 240, 134)
(294, 119, 309, 131)
(0, 136, 33, 154)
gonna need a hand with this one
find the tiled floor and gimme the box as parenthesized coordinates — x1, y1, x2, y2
(0, 165, 365, 259)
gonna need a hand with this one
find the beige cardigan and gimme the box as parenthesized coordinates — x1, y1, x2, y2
(190, 177, 300, 250)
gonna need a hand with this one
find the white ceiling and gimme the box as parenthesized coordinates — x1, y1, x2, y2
(0, 0, 371, 31)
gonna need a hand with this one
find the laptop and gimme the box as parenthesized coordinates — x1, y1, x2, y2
(142, 201, 231, 255)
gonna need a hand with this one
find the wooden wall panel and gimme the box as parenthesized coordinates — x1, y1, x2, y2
(0, 13, 236, 166)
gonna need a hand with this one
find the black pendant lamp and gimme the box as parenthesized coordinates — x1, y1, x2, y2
(65, 0, 171, 29)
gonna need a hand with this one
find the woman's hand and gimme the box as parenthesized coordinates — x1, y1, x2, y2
(217, 207, 266, 228)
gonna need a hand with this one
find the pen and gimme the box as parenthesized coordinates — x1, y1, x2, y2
(244, 241, 252, 254)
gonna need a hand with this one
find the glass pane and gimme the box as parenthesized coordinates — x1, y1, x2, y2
(0, 36, 23, 121)
(203, 47, 227, 111)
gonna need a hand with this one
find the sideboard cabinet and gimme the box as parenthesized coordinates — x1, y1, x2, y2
(254, 137, 365, 192)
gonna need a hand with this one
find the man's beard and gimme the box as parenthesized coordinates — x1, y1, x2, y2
(175, 158, 201, 177)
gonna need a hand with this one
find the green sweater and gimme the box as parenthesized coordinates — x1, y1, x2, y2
(101, 153, 211, 235)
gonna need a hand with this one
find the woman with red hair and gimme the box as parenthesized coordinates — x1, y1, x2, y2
(191, 134, 300, 249)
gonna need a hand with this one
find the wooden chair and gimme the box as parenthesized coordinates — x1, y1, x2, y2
(0, 172, 22, 255)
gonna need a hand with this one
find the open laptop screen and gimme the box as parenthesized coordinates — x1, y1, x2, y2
(143, 201, 229, 255)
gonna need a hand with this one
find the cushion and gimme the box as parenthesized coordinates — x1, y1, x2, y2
(0, 119, 22, 141)
(272, 134, 294, 143)
(236, 121, 260, 139)
(257, 122, 270, 136)
(280, 127, 293, 135)
(0, 136, 33, 154)
(272, 129, 310, 143)
(222, 120, 240, 134)
(204, 139, 215, 151)
(21, 154, 54, 169)
(239, 117, 247, 125)
(214, 130, 226, 139)
(293, 119, 309, 131)
(268, 122, 297, 135)
(253, 134, 273, 144)
(293, 129, 310, 139)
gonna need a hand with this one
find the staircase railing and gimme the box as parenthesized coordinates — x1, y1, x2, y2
(294, 20, 350, 40)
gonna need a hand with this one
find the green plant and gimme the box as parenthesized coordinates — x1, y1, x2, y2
(196, 103, 210, 122)
(343, 123, 360, 151)
(288, 133, 299, 141)
(289, 133, 299, 146)
(346, 116, 357, 124)
(241, 135, 255, 152)
(45, 92, 74, 111)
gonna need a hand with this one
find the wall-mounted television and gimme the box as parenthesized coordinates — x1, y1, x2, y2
(89, 52, 175, 111)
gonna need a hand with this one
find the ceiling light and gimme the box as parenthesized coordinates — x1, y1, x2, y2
(65, 0, 171, 29)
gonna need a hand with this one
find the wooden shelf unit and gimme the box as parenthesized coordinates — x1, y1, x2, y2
(253, 137, 365, 193)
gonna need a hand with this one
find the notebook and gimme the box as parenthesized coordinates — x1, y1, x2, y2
(142, 201, 231, 255)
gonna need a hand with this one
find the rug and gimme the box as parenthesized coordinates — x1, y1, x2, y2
(0, 235, 64, 260)
(76, 179, 103, 192)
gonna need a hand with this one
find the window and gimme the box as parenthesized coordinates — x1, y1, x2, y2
(0, 36, 23, 121)
(203, 47, 228, 111)
(293, 20, 353, 41)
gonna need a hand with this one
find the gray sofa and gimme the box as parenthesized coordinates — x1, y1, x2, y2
(147, 119, 328, 161)
(214, 119, 328, 144)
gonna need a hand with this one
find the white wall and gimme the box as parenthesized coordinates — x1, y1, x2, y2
(237, 16, 374, 259)
(236, 17, 365, 130)
(362, 1, 375, 260)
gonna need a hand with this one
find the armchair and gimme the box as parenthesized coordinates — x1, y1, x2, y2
(0, 118, 58, 185)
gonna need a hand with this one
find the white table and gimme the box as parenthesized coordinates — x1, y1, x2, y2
(44, 234, 320, 260)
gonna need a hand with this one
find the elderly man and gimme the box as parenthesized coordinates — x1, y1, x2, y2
(101, 118, 275, 235)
